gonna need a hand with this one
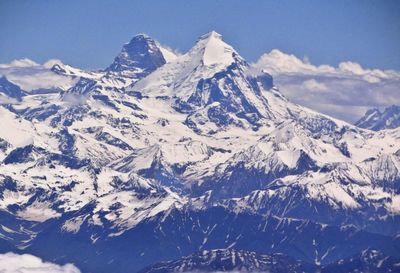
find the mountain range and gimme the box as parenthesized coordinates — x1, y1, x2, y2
(0, 31, 399, 273)
(355, 105, 400, 131)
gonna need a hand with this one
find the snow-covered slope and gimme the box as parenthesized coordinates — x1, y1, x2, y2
(50, 61, 103, 80)
(0, 31, 399, 273)
(355, 105, 400, 131)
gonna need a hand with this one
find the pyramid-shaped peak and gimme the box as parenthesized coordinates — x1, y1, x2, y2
(123, 33, 160, 51)
(199, 31, 223, 41)
(191, 31, 238, 66)
(106, 33, 166, 77)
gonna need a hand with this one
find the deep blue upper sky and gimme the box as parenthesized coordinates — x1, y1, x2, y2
(1, 0, 399, 70)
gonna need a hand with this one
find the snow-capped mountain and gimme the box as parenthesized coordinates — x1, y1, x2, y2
(62, 34, 177, 97)
(355, 105, 400, 131)
(133, 31, 274, 132)
(106, 34, 176, 79)
(0, 31, 399, 273)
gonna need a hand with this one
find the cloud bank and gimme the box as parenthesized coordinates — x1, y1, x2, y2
(253, 50, 400, 122)
(0, 252, 81, 273)
(0, 59, 77, 92)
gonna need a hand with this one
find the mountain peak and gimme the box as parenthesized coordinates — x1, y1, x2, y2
(199, 30, 223, 41)
(191, 31, 237, 66)
(130, 33, 151, 40)
(106, 34, 167, 78)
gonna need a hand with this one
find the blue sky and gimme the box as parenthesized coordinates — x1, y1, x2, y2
(0, 0, 399, 70)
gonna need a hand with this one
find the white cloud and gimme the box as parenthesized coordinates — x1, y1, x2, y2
(253, 50, 400, 122)
(0, 252, 81, 273)
(0, 59, 77, 92)
(0, 59, 39, 69)
(253, 49, 335, 75)
(301, 79, 327, 92)
(42, 59, 64, 69)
